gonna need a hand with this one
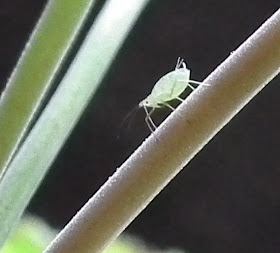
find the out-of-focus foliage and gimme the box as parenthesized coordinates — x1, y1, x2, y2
(106, 235, 187, 253)
(1, 216, 55, 253)
(2, 216, 187, 253)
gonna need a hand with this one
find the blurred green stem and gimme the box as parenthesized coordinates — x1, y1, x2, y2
(0, 0, 97, 177)
(0, 0, 150, 249)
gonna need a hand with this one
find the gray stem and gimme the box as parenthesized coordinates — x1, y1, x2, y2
(44, 8, 280, 253)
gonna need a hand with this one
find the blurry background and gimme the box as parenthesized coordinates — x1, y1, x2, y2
(0, 1, 280, 253)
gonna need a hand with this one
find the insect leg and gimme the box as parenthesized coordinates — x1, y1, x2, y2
(143, 106, 157, 132)
(187, 83, 195, 90)
(176, 97, 184, 103)
(189, 80, 211, 86)
(163, 102, 175, 111)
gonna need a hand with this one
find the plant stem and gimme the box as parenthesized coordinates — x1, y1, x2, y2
(0, 0, 97, 177)
(0, 0, 149, 248)
(44, 8, 280, 253)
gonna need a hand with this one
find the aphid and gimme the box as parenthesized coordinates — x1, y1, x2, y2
(139, 57, 207, 132)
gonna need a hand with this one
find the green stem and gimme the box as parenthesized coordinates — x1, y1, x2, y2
(0, 0, 150, 248)
(0, 0, 97, 177)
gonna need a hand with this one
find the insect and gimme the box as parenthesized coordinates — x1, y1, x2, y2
(139, 57, 207, 132)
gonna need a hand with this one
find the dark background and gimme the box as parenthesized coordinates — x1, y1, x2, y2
(1, 1, 280, 253)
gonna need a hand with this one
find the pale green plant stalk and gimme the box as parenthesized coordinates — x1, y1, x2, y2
(43, 8, 280, 253)
(0, 0, 98, 178)
(0, 0, 150, 248)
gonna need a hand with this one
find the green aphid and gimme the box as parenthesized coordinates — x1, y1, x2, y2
(139, 57, 207, 132)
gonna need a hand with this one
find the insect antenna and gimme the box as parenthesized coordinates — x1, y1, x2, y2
(117, 105, 139, 139)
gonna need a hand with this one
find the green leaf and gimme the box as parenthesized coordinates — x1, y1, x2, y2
(0, 0, 149, 248)
(0, 0, 98, 176)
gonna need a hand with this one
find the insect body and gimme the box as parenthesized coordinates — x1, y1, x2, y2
(139, 57, 206, 132)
